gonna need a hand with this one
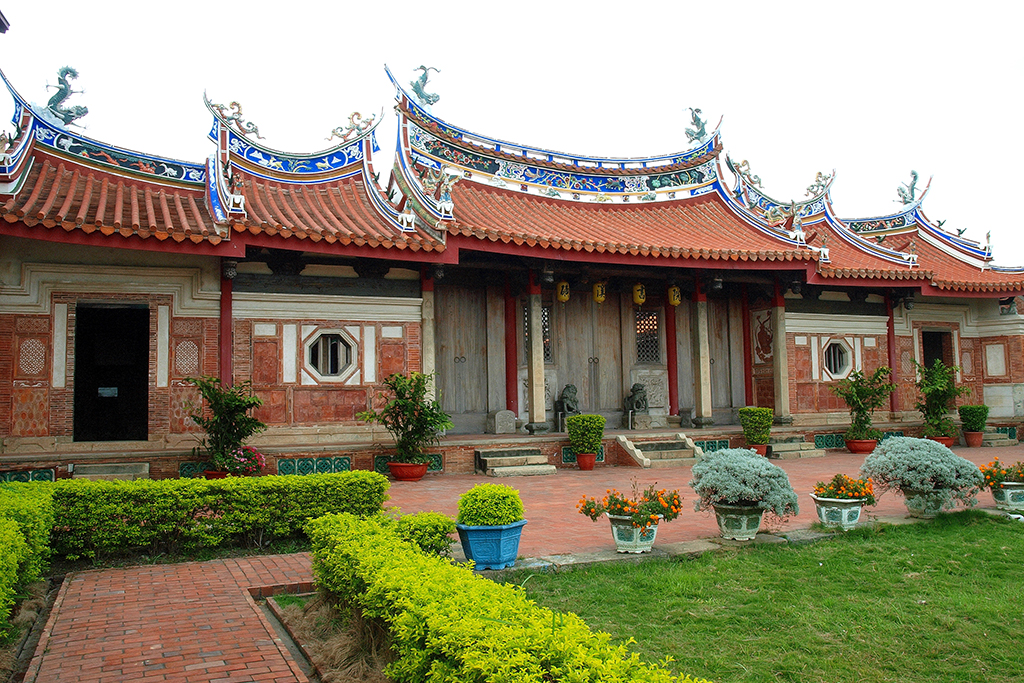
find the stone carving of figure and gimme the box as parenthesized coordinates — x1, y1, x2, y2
(556, 384, 581, 416)
(623, 383, 649, 414)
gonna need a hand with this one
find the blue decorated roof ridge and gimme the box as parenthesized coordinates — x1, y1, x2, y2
(840, 176, 932, 226)
(820, 201, 926, 267)
(203, 95, 382, 162)
(914, 206, 991, 256)
(387, 65, 721, 170)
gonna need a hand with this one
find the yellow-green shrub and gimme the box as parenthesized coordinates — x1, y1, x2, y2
(0, 518, 28, 641)
(0, 482, 54, 582)
(393, 511, 455, 556)
(307, 513, 712, 683)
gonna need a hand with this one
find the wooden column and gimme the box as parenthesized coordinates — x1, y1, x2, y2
(741, 284, 754, 406)
(526, 271, 548, 432)
(665, 288, 679, 416)
(690, 279, 714, 427)
(504, 277, 519, 414)
(219, 259, 233, 385)
(886, 292, 900, 415)
(771, 279, 792, 423)
(420, 268, 436, 398)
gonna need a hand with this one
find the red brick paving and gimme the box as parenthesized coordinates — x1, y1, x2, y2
(26, 444, 1021, 682)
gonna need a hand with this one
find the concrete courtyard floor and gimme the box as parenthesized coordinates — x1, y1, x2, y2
(24, 444, 1022, 682)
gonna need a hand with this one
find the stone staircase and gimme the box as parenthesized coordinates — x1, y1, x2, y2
(618, 434, 703, 469)
(982, 427, 1019, 448)
(768, 436, 827, 460)
(475, 447, 556, 477)
(71, 462, 150, 480)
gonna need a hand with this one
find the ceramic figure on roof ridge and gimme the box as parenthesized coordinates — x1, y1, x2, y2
(806, 171, 832, 197)
(45, 66, 89, 126)
(685, 107, 707, 144)
(411, 66, 441, 107)
(727, 156, 762, 187)
(896, 170, 919, 204)
(210, 100, 264, 140)
(327, 112, 375, 143)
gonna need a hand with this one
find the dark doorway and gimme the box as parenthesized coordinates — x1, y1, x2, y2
(921, 330, 953, 369)
(73, 305, 150, 441)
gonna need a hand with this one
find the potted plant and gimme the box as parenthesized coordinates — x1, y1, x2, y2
(829, 367, 896, 454)
(809, 473, 876, 530)
(913, 359, 969, 446)
(738, 406, 773, 456)
(358, 372, 453, 482)
(578, 479, 683, 553)
(859, 436, 984, 518)
(566, 413, 605, 470)
(689, 448, 799, 541)
(958, 404, 989, 447)
(186, 376, 267, 478)
(979, 458, 1024, 511)
(455, 483, 527, 570)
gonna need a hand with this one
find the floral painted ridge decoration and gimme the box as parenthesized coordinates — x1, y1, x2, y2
(578, 479, 683, 529)
(813, 473, 876, 506)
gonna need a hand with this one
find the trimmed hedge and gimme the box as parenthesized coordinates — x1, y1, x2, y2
(48, 471, 389, 559)
(0, 483, 54, 583)
(393, 511, 456, 557)
(0, 518, 29, 640)
(307, 513, 711, 683)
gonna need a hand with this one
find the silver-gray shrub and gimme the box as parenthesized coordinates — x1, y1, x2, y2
(690, 448, 799, 517)
(859, 437, 984, 510)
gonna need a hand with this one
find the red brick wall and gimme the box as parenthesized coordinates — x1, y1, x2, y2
(789, 332, 891, 415)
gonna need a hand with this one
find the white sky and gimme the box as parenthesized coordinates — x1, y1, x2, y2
(2, 1, 1021, 265)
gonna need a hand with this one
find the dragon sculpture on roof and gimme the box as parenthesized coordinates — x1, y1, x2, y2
(46, 66, 88, 126)
(411, 66, 440, 106)
(685, 107, 707, 144)
(326, 112, 375, 142)
(896, 170, 919, 204)
(209, 100, 264, 140)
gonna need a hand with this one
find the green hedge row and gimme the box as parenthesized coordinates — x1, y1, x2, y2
(306, 513, 711, 683)
(0, 482, 56, 639)
(0, 518, 28, 640)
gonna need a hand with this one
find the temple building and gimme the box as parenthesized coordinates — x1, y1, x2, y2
(2, 65, 1023, 480)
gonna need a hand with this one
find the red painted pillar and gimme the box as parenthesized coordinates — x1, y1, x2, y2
(219, 260, 233, 384)
(665, 286, 679, 416)
(504, 277, 519, 413)
(886, 293, 900, 414)
(741, 284, 754, 406)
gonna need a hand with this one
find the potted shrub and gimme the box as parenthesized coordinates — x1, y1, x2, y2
(859, 436, 984, 518)
(809, 473, 876, 530)
(738, 406, 773, 456)
(689, 448, 799, 541)
(979, 458, 1024, 511)
(455, 483, 526, 570)
(186, 376, 267, 478)
(829, 367, 896, 454)
(913, 359, 969, 446)
(566, 413, 605, 470)
(958, 404, 989, 447)
(358, 372, 453, 482)
(578, 479, 684, 553)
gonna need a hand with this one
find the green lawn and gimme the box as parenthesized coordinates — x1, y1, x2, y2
(511, 511, 1024, 683)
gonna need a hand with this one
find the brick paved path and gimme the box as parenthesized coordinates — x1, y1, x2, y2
(25, 444, 1021, 682)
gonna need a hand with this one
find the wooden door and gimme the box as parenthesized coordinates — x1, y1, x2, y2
(434, 284, 488, 427)
(709, 298, 734, 409)
(560, 295, 621, 414)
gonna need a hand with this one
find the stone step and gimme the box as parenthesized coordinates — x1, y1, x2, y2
(476, 447, 543, 459)
(770, 443, 827, 460)
(479, 454, 549, 468)
(71, 462, 150, 480)
(645, 449, 694, 460)
(648, 457, 698, 469)
(487, 464, 557, 477)
(770, 435, 808, 444)
(766, 441, 817, 452)
(634, 441, 694, 461)
(634, 441, 686, 452)
(982, 438, 1019, 448)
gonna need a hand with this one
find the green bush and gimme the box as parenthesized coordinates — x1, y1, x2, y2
(357, 372, 453, 464)
(306, 513, 711, 683)
(185, 376, 267, 471)
(829, 367, 896, 440)
(48, 471, 389, 560)
(689, 448, 799, 517)
(913, 359, 970, 438)
(457, 483, 524, 526)
(393, 511, 456, 557)
(0, 518, 29, 641)
(566, 413, 606, 454)
(0, 483, 54, 583)
(860, 437, 984, 511)
(737, 406, 773, 445)
(958, 404, 989, 433)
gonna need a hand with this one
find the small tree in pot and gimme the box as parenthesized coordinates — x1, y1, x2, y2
(566, 413, 605, 470)
(358, 372, 453, 482)
(829, 367, 895, 453)
(456, 483, 526, 570)
(957, 404, 989, 447)
(689, 448, 799, 540)
(186, 376, 267, 476)
(738, 406, 773, 456)
(913, 359, 969, 444)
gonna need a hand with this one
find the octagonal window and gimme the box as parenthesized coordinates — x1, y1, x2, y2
(306, 331, 356, 381)
(823, 340, 852, 379)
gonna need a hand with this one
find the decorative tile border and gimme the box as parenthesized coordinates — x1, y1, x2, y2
(373, 454, 443, 475)
(692, 439, 730, 453)
(179, 461, 214, 478)
(561, 446, 605, 464)
(997, 427, 1018, 440)
(815, 431, 904, 449)
(277, 457, 352, 476)
(1, 468, 55, 482)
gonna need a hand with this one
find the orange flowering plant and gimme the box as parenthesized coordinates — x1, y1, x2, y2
(813, 473, 876, 506)
(578, 479, 683, 529)
(979, 458, 1024, 490)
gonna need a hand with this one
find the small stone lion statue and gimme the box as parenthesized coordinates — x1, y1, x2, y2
(623, 383, 649, 414)
(555, 384, 581, 416)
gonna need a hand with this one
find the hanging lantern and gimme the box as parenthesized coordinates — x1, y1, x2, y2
(556, 280, 570, 302)
(592, 281, 607, 304)
(632, 283, 646, 306)
(668, 285, 682, 307)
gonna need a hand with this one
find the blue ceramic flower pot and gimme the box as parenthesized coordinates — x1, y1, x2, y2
(456, 519, 527, 570)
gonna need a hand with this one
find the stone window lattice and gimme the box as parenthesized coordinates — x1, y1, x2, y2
(523, 304, 553, 363)
(635, 310, 660, 363)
